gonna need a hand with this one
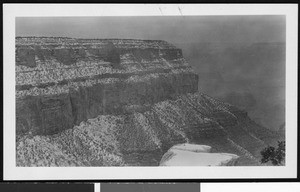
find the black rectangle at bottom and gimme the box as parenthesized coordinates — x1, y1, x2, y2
(0, 184, 94, 192)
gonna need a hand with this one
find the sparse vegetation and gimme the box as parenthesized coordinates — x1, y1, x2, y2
(260, 141, 285, 166)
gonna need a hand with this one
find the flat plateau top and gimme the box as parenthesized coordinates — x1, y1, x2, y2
(16, 37, 177, 49)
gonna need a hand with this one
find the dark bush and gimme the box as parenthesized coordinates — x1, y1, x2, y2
(260, 141, 285, 166)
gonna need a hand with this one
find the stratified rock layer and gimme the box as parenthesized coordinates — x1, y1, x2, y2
(16, 115, 124, 166)
(16, 37, 198, 136)
(16, 37, 280, 166)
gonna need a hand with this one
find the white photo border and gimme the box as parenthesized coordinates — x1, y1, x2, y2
(3, 4, 298, 180)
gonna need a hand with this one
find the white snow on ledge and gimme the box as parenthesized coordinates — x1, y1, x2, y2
(171, 143, 212, 153)
(160, 143, 239, 166)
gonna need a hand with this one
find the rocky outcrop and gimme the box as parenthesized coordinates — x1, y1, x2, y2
(16, 37, 280, 166)
(16, 115, 124, 166)
(16, 37, 197, 136)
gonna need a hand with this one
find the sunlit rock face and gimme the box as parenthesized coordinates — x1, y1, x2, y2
(16, 37, 279, 166)
(159, 143, 239, 166)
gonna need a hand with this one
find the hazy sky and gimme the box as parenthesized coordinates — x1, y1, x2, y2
(16, 16, 285, 45)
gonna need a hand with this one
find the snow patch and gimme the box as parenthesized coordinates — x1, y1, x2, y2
(160, 143, 239, 166)
(172, 143, 212, 153)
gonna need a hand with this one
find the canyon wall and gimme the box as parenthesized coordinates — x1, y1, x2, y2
(16, 37, 198, 136)
(15, 37, 279, 166)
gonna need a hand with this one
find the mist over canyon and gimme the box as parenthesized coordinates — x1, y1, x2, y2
(177, 41, 285, 131)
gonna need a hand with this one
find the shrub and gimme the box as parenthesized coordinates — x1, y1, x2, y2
(260, 141, 285, 166)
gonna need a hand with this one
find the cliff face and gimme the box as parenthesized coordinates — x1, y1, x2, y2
(16, 37, 198, 136)
(16, 37, 279, 166)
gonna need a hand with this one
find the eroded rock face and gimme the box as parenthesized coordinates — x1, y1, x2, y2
(15, 37, 279, 166)
(159, 144, 239, 166)
(16, 37, 198, 136)
(16, 115, 125, 166)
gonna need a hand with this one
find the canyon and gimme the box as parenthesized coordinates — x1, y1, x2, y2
(15, 37, 281, 166)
